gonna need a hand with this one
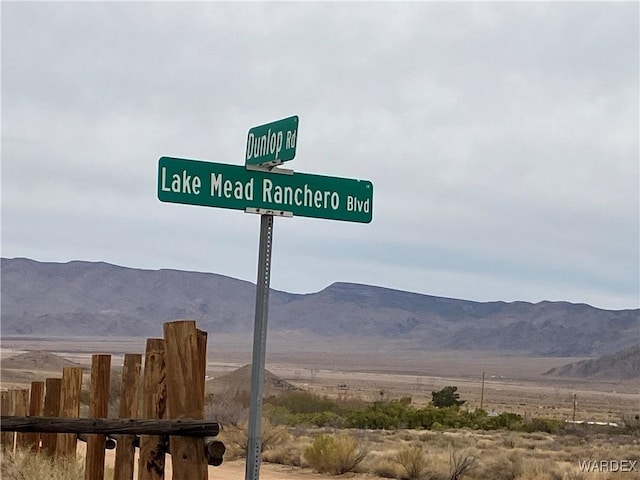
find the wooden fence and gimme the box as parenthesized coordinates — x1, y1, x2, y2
(0, 320, 223, 480)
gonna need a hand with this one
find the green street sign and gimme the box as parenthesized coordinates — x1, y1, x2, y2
(158, 156, 373, 223)
(245, 115, 298, 167)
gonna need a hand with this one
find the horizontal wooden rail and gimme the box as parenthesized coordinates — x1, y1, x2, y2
(0, 416, 220, 437)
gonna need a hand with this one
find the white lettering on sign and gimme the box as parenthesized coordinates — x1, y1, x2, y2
(262, 179, 339, 211)
(161, 167, 201, 195)
(246, 129, 285, 161)
(346, 195, 370, 213)
(286, 130, 296, 149)
(210, 173, 254, 200)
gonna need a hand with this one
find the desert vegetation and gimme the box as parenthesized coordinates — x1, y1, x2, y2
(215, 423, 639, 479)
(255, 389, 570, 433)
(3, 424, 638, 480)
(2, 348, 638, 479)
(0, 447, 109, 480)
(207, 388, 639, 479)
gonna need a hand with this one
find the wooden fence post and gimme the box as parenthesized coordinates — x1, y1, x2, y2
(56, 367, 83, 459)
(13, 388, 30, 449)
(42, 378, 62, 456)
(0, 390, 13, 449)
(85, 354, 111, 480)
(163, 320, 207, 480)
(114, 353, 142, 480)
(26, 381, 45, 451)
(138, 339, 167, 480)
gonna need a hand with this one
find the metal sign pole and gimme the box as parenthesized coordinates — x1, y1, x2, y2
(245, 214, 274, 480)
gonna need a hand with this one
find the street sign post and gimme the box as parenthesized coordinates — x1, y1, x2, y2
(158, 156, 373, 223)
(245, 115, 298, 167)
(158, 118, 372, 480)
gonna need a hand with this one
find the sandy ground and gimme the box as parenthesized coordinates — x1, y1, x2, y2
(98, 444, 376, 480)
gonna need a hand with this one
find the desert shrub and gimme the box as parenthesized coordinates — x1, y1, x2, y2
(396, 445, 428, 480)
(621, 413, 640, 435)
(477, 451, 522, 480)
(263, 391, 366, 428)
(432, 386, 465, 408)
(345, 400, 409, 429)
(345, 401, 536, 432)
(218, 417, 288, 459)
(448, 448, 475, 480)
(205, 388, 250, 426)
(297, 411, 345, 428)
(521, 417, 562, 434)
(261, 444, 303, 466)
(265, 394, 602, 436)
(483, 412, 524, 430)
(265, 391, 338, 414)
(516, 458, 562, 480)
(267, 407, 345, 428)
(373, 458, 402, 478)
(304, 433, 368, 474)
(1, 448, 85, 480)
(502, 434, 517, 448)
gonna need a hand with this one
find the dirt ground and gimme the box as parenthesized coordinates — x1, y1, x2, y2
(87, 440, 381, 480)
(101, 446, 367, 480)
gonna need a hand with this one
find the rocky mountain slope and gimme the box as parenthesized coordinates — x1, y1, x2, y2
(1, 257, 637, 356)
(543, 345, 640, 379)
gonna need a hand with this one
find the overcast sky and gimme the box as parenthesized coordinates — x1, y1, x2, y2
(2, 2, 638, 311)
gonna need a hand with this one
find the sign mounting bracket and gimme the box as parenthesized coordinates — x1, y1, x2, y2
(245, 164, 293, 175)
(245, 207, 293, 218)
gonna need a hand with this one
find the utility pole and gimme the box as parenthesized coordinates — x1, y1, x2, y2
(480, 372, 485, 410)
(572, 393, 577, 422)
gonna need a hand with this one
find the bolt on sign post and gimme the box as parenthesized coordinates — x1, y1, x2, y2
(157, 115, 374, 480)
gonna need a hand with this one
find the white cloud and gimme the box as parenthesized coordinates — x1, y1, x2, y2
(2, 1, 637, 309)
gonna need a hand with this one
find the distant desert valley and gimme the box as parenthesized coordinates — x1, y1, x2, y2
(1, 334, 638, 424)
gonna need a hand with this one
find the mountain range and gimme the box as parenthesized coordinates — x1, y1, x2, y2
(1, 257, 637, 356)
(543, 345, 640, 379)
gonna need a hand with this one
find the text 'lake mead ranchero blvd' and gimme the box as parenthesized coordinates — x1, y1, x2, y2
(157, 157, 373, 223)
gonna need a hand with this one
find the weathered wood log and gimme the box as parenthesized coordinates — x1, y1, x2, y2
(204, 438, 226, 466)
(0, 416, 220, 437)
(163, 320, 208, 479)
(12, 389, 30, 449)
(114, 353, 142, 480)
(0, 390, 14, 448)
(56, 366, 83, 458)
(86, 354, 111, 480)
(138, 338, 167, 480)
(26, 382, 45, 451)
(1, 419, 222, 465)
(41, 378, 62, 455)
